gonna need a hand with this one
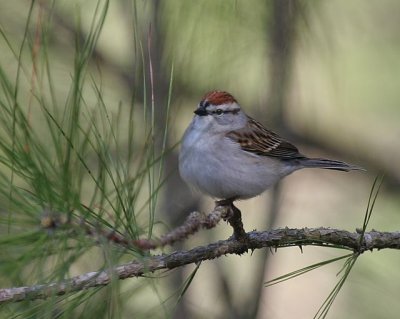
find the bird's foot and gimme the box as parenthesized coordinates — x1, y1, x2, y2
(215, 199, 248, 243)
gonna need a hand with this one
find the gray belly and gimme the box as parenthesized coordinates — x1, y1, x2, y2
(179, 139, 295, 199)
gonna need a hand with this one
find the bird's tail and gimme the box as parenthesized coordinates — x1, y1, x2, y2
(298, 158, 364, 172)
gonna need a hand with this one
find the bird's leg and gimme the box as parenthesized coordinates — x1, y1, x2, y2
(228, 203, 248, 242)
(215, 198, 248, 242)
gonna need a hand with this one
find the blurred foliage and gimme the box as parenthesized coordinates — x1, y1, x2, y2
(0, 0, 399, 318)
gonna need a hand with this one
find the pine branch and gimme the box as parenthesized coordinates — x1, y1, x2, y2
(1, 227, 399, 304)
(45, 207, 228, 250)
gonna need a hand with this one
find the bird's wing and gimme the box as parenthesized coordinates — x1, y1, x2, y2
(226, 117, 303, 159)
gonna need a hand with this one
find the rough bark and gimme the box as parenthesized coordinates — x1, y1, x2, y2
(1, 227, 399, 304)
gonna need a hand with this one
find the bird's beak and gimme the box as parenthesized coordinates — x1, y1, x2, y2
(194, 106, 208, 116)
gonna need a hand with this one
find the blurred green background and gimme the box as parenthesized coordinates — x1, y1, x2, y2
(0, 0, 400, 318)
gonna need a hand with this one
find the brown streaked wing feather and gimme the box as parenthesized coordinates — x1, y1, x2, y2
(226, 117, 302, 159)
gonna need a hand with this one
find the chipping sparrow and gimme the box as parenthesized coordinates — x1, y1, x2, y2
(179, 91, 362, 202)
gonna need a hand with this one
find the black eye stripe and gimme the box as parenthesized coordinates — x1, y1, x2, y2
(211, 109, 240, 115)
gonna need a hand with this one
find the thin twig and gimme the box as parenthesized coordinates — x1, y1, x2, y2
(133, 208, 226, 249)
(42, 207, 228, 250)
(1, 227, 399, 304)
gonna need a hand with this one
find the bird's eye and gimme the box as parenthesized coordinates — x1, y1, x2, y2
(215, 109, 223, 115)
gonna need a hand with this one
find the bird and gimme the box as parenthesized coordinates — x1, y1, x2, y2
(179, 90, 362, 203)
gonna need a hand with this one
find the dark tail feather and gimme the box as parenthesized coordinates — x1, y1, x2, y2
(299, 158, 365, 172)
